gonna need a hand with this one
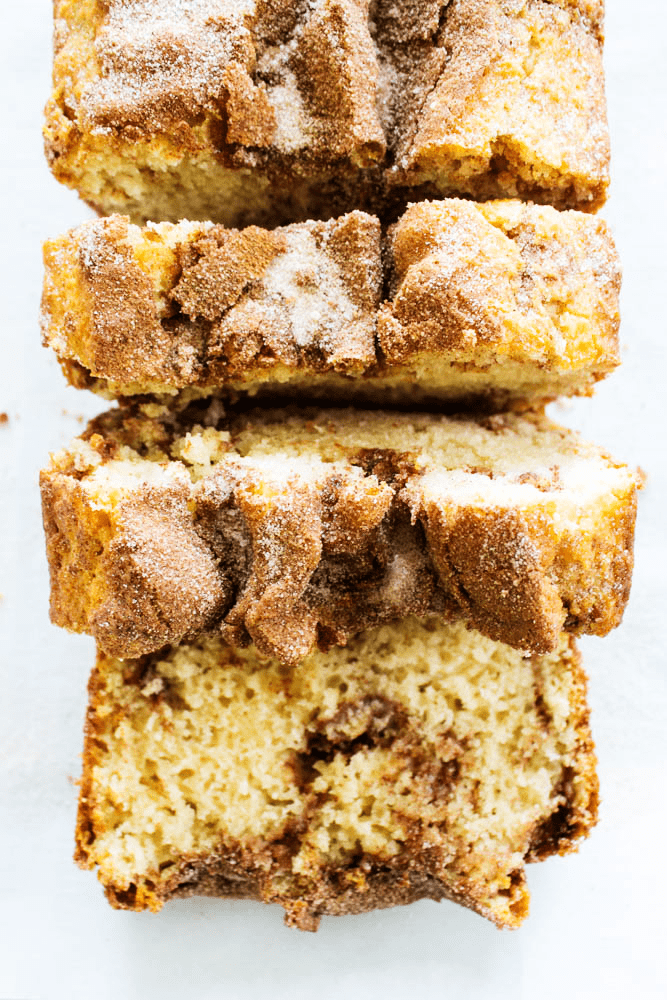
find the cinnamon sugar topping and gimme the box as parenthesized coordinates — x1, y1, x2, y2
(41, 405, 639, 663)
(47, 0, 609, 221)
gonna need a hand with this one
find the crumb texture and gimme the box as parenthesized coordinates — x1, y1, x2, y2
(41, 405, 638, 663)
(76, 618, 598, 929)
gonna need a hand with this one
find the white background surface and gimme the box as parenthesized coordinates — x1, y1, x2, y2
(1, 2, 666, 997)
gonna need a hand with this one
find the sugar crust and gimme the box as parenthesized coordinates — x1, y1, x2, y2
(40, 404, 638, 664)
(45, 0, 610, 223)
(41, 199, 621, 409)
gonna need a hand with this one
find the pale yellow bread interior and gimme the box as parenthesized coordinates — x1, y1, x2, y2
(76, 617, 598, 929)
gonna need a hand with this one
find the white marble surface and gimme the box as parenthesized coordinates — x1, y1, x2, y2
(0, 2, 665, 997)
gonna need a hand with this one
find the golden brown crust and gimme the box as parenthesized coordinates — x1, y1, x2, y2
(388, 0, 609, 211)
(45, 0, 609, 222)
(45, 0, 385, 227)
(75, 628, 598, 929)
(48, 0, 385, 157)
(41, 200, 620, 409)
(41, 405, 638, 663)
(380, 199, 620, 366)
(42, 211, 382, 392)
(526, 640, 599, 861)
(41, 464, 228, 654)
(142, 855, 529, 930)
(412, 505, 564, 653)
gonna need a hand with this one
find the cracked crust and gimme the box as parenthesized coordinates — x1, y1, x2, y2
(45, 0, 609, 223)
(41, 404, 638, 663)
(75, 620, 598, 930)
(41, 200, 620, 410)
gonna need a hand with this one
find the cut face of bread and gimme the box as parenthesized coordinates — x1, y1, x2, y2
(45, 1, 608, 223)
(41, 404, 638, 664)
(41, 200, 620, 411)
(75, 618, 598, 930)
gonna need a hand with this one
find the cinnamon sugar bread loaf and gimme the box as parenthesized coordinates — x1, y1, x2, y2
(75, 617, 598, 930)
(41, 403, 638, 665)
(41, 200, 620, 410)
(45, 0, 609, 225)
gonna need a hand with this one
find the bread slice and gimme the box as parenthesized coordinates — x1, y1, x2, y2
(75, 618, 598, 930)
(45, 1, 608, 224)
(41, 200, 620, 411)
(41, 404, 638, 664)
